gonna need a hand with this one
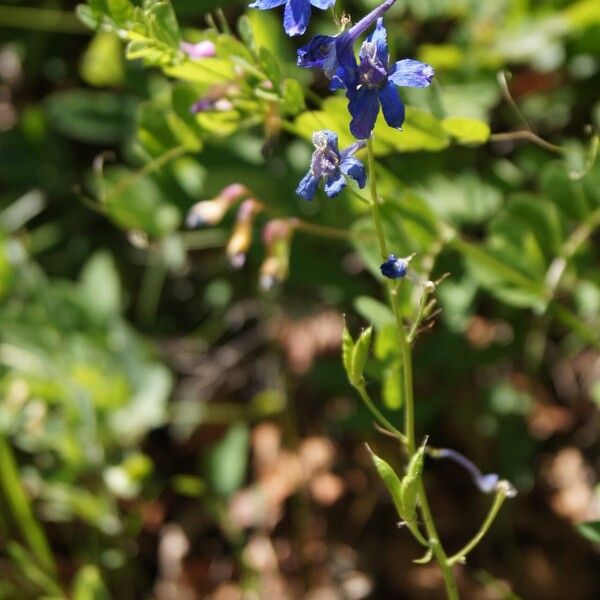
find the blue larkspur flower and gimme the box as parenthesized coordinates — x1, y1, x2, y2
(297, 0, 396, 80)
(296, 130, 366, 200)
(435, 449, 501, 494)
(249, 0, 336, 37)
(380, 254, 410, 279)
(341, 19, 434, 139)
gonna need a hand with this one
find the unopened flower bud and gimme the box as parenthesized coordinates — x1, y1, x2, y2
(259, 219, 296, 290)
(226, 199, 264, 268)
(380, 253, 415, 280)
(424, 280, 436, 293)
(180, 40, 217, 59)
(186, 183, 249, 228)
(189, 84, 235, 114)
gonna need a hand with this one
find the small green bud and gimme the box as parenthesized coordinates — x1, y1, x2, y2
(342, 323, 355, 380)
(351, 326, 373, 384)
(400, 444, 426, 523)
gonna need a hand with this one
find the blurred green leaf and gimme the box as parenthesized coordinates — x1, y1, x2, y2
(576, 521, 600, 544)
(78, 251, 121, 322)
(72, 564, 110, 600)
(205, 423, 249, 497)
(442, 116, 490, 145)
(5, 542, 62, 597)
(354, 297, 395, 330)
(100, 166, 181, 237)
(80, 31, 125, 88)
(45, 90, 135, 144)
(0, 436, 56, 575)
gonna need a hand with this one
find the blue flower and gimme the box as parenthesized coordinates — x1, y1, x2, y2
(249, 0, 336, 37)
(380, 254, 410, 279)
(297, 0, 396, 80)
(296, 130, 366, 200)
(434, 449, 501, 494)
(341, 19, 434, 139)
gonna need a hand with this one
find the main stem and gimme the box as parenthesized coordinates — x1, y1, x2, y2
(366, 139, 459, 600)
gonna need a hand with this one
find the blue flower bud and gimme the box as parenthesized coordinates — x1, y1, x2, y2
(380, 254, 409, 279)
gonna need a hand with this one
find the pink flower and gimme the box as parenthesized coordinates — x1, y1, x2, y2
(180, 40, 216, 59)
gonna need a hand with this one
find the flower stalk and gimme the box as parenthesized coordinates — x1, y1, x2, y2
(365, 137, 460, 600)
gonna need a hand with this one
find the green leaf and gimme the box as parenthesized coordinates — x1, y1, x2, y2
(400, 445, 426, 523)
(368, 448, 406, 519)
(205, 423, 250, 497)
(163, 58, 235, 85)
(442, 116, 490, 145)
(459, 239, 547, 310)
(382, 360, 403, 411)
(351, 326, 373, 384)
(351, 193, 439, 277)
(374, 324, 400, 360)
(417, 173, 502, 226)
(5, 542, 62, 597)
(146, 1, 181, 48)
(0, 436, 56, 574)
(237, 15, 256, 55)
(79, 251, 121, 321)
(80, 31, 125, 88)
(281, 78, 305, 116)
(496, 194, 564, 258)
(166, 111, 203, 152)
(374, 106, 450, 154)
(341, 325, 355, 381)
(72, 565, 110, 600)
(106, 0, 134, 27)
(354, 297, 395, 330)
(576, 521, 600, 544)
(101, 166, 181, 237)
(45, 90, 135, 144)
(258, 47, 281, 88)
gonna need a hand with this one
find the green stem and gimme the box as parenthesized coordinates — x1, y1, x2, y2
(104, 145, 188, 205)
(355, 384, 407, 445)
(0, 435, 56, 575)
(0, 6, 88, 34)
(417, 482, 460, 599)
(365, 139, 459, 599)
(136, 252, 168, 328)
(366, 139, 388, 259)
(489, 131, 563, 154)
(447, 489, 508, 566)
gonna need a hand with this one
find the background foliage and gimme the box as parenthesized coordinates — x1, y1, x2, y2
(1, 0, 599, 598)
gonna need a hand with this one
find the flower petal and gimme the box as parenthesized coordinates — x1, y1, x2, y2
(310, 0, 335, 8)
(363, 18, 388, 67)
(249, 0, 287, 8)
(324, 173, 346, 197)
(340, 157, 367, 188)
(388, 59, 434, 88)
(297, 35, 337, 75)
(340, 140, 366, 159)
(296, 171, 319, 200)
(329, 67, 347, 90)
(283, 0, 311, 37)
(347, 87, 380, 140)
(378, 81, 406, 129)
